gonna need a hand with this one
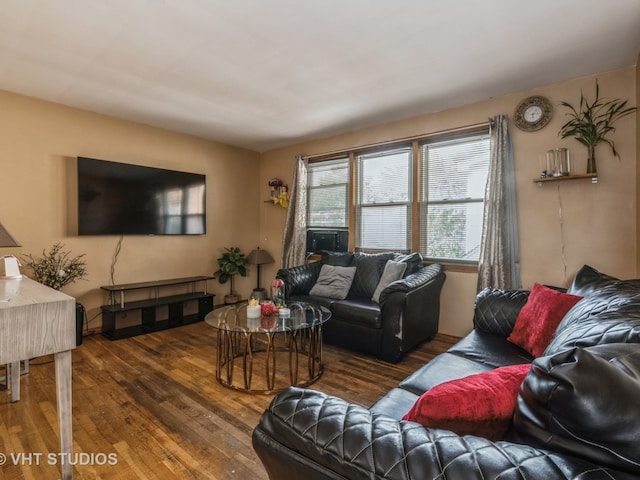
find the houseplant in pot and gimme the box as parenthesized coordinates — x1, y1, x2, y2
(214, 247, 247, 304)
(22, 243, 88, 345)
(22, 243, 87, 290)
(559, 80, 636, 174)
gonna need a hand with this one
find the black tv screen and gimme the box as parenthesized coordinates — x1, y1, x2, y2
(77, 157, 206, 235)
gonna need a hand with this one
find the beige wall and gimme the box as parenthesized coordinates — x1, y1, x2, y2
(0, 90, 261, 331)
(1, 66, 636, 338)
(259, 67, 638, 337)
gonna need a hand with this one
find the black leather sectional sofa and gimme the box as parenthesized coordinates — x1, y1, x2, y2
(253, 265, 640, 480)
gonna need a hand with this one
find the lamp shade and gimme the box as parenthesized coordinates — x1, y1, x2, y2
(0, 222, 21, 247)
(246, 247, 274, 266)
(246, 247, 274, 298)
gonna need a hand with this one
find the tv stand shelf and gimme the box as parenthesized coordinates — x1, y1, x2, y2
(101, 276, 214, 340)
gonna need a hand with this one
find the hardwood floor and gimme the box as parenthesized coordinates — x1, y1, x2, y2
(0, 322, 458, 479)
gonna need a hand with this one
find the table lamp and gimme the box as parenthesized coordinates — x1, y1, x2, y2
(246, 247, 274, 301)
(0, 222, 22, 279)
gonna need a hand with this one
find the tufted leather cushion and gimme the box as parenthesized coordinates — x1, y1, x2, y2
(348, 252, 396, 299)
(544, 279, 640, 356)
(567, 264, 619, 296)
(254, 386, 638, 480)
(393, 252, 423, 276)
(277, 261, 323, 297)
(473, 288, 530, 337)
(378, 263, 443, 306)
(513, 344, 640, 475)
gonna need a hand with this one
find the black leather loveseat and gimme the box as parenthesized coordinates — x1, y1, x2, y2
(276, 251, 445, 363)
(253, 265, 640, 479)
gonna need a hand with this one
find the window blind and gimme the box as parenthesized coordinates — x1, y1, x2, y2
(419, 134, 490, 261)
(356, 147, 412, 251)
(307, 157, 349, 228)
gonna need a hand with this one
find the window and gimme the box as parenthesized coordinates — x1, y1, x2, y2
(304, 126, 490, 264)
(356, 147, 412, 251)
(420, 134, 490, 262)
(307, 157, 349, 228)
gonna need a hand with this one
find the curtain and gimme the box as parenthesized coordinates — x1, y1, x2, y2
(477, 114, 521, 291)
(281, 155, 308, 269)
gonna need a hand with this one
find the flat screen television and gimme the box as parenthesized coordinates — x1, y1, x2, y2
(77, 157, 206, 235)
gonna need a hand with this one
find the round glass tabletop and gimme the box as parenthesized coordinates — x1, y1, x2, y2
(205, 301, 330, 333)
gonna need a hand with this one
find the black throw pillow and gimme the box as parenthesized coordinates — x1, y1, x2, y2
(512, 343, 640, 475)
(567, 264, 619, 297)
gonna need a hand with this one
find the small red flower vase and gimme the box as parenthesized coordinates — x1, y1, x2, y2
(261, 315, 277, 329)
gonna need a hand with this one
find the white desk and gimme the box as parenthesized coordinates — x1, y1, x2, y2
(0, 277, 75, 480)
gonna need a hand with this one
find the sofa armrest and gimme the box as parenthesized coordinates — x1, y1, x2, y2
(252, 387, 626, 480)
(277, 261, 323, 297)
(377, 264, 445, 363)
(379, 263, 444, 303)
(473, 287, 530, 337)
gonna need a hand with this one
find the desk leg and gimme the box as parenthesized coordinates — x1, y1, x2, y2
(55, 350, 73, 480)
(9, 361, 20, 402)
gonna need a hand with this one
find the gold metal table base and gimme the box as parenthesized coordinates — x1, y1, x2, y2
(215, 324, 324, 394)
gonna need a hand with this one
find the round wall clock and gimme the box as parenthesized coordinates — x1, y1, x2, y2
(514, 96, 553, 132)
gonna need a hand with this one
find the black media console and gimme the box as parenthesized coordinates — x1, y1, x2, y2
(100, 276, 214, 340)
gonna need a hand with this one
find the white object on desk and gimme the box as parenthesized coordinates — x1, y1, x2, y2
(0, 277, 75, 480)
(0, 255, 22, 279)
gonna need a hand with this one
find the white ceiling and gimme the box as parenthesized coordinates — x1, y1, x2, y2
(1, 1, 639, 153)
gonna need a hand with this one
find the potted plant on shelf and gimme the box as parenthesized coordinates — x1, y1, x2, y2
(214, 247, 247, 304)
(559, 80, 636, 174)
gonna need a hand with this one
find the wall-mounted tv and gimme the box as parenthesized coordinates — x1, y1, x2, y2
(77, 157, 206, 236)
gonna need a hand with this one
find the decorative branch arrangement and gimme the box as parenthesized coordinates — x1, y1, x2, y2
(22, 243, 88, 290)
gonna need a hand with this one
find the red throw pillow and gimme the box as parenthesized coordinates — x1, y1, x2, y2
(507, 283, 582, 357)
(403, 364, 531, 440)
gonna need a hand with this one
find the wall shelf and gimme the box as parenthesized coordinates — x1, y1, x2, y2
(534, 174, 598, 186)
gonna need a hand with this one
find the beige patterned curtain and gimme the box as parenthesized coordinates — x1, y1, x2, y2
(477, 114, 521, 291)
(281, 155, 308, 269)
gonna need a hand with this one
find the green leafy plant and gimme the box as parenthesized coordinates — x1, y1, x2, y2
(559, 81, 636, 173)
(214, 247, 247, 300)
(22, 243, 88, 290)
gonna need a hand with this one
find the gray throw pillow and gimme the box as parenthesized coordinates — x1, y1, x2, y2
(309, 265, 357, 300)
(372, 260, 407, 303)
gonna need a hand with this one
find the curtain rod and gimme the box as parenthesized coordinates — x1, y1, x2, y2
(300, 121, 491, 161)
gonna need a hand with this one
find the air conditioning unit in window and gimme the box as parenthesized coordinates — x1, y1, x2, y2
(306, 230, 349, 254)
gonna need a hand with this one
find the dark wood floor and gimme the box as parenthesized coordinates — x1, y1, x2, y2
(0, 322, 457, 479)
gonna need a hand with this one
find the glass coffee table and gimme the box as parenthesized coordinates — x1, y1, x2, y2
(205, 302, 330, 394)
